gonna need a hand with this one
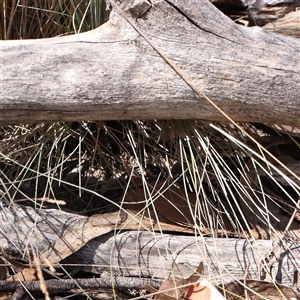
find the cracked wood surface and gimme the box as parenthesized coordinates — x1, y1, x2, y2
(1, 205, 300, 287)
(1, 0, 299, 125)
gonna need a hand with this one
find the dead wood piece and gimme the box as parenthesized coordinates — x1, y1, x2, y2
(263, 9, 300, 37)
(0, 273, 161, 292)
(248, 5, 298, 26)
(255, 159, 300, 185)
(1, 205, 300, 287)
(1, 0, 300, 125)
(70, 230, 300, 287)
(10, 286, 26, 300)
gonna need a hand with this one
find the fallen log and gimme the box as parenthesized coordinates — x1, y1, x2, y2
(1, 0, 299, 125)
(1, 204, 300, 288)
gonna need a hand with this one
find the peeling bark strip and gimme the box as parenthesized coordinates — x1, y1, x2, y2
(1, 205, 300, 287)
(0, 0, 299, 125)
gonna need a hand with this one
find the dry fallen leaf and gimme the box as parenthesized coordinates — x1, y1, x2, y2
(154, 277, 186, 300)
(40, 210, 126, 264)
(145, 262, 225, 300)
(123, 177, 234, 232)
(222, 279, 300, 300)
(146, 278, 225, 300)
(185, 282, 209, 300)
(40, 208, 193, 266)
(187, 280, 225, 300)
(7, 268, 37, 282)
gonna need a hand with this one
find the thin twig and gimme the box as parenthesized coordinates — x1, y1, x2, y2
(243, 264, 250, 300)
(0, 274, 162, 292)
(283, 198, 300, 239)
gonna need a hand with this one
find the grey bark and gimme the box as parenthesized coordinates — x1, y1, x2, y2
(1, 204, 300, 288)
(1, 0, 299, 125)
(0, 275, 162, 292)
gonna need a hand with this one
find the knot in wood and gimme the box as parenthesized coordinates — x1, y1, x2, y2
(120, 0, 152, 19)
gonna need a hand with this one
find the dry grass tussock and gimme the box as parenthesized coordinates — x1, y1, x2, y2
(1, 1, 300, 299)
(1, 120, 300, 299)
(0, 0, 107, 39)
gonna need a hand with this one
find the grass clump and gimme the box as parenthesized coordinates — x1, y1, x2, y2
(1, 1, 300, 299)
(0, 0, 107, 39)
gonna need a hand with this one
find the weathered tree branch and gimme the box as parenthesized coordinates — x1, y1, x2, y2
(1, 205, 300, 287)
(0, 275, 162, 292)
(1, 0, 299, 125)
